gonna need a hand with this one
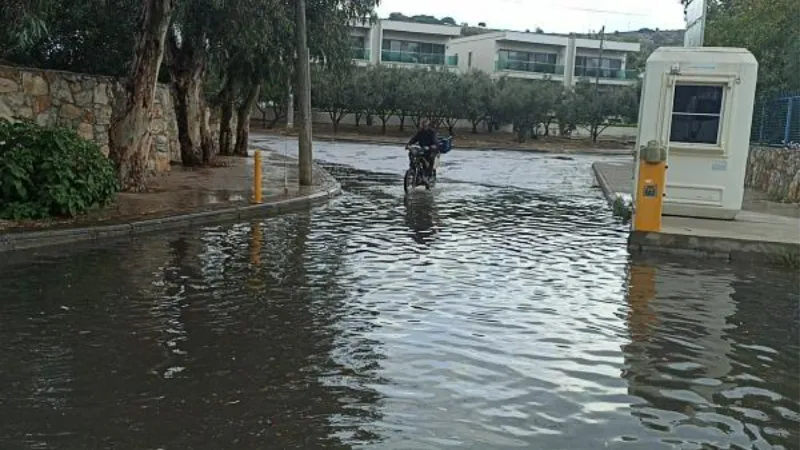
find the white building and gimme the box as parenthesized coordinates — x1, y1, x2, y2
(350, 20, 462, 69)
(446, 31, 641, 86)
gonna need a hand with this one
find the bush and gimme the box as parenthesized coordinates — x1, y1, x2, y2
(0, 120, 118, 219)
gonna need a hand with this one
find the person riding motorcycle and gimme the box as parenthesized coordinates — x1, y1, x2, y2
(405, 119, 439, 179)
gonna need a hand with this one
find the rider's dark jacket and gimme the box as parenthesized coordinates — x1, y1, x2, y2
(407, 128, 438, 148)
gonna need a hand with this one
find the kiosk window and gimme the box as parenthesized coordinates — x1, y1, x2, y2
(670, 85, 724, 145)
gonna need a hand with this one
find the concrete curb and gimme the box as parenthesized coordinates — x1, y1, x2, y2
(628, 230, 800, 266)
(591, 162, 621, 207)
(0, 161, 342, 254)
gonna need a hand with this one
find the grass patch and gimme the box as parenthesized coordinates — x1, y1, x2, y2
(611, 196, 633, 222)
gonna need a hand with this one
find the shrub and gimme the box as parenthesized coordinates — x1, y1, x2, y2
(0, 119, 118, 219)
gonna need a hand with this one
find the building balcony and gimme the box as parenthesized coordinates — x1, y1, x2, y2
(574, 66, 639, 81)
(380, 50, 457, 66)
(351, 47, 371, 61)
(494, 60, 565, 77)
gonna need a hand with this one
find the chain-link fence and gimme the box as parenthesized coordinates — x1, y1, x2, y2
(751, 93, 800, 147)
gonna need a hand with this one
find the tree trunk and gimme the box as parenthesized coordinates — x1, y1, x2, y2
(234, 82, 260, 157)
(218, 77, 235, 156)
(354, 112, 362, 127)
(167, 31, 209, 167)
(108, 0, 174, 192)
(329, 110, 340, 133)
(380, 117, 387, 134)
(399, 114, 406, 131)
(269, 108, 283, 128)
(471, 119, 479, 133)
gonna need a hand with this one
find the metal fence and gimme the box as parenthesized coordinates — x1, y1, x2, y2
(750, 93, 800, 147)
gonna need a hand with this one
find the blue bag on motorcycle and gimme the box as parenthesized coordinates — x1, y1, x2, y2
(436, 136, 453, 154)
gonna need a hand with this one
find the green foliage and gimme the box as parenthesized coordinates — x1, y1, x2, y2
(570, 81, 641, 142)
(3, 0, 140, 77)
(0, 120, 118, 220)
(702, 0, 800, 94)
(310, 66, 640, 142)
(611, 196, 633, 222)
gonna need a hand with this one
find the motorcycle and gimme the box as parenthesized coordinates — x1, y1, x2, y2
(403, 136, 452, 193)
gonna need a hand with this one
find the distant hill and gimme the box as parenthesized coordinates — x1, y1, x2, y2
(384, 13, 685, 70)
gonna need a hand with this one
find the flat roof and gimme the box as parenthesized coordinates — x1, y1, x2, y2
(380, 20, 463, 37)
(450, 31, 640, 52)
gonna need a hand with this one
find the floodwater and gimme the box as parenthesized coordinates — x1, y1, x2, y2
(0, 140, 797, 449)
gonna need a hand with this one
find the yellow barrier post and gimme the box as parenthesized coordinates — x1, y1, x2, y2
(633, 140, 667, 232)
(252, 150, 262, 204)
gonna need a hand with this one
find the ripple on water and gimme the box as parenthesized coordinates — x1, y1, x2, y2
(0, 144, 797, 449)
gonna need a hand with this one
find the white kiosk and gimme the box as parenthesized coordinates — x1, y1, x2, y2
(634, 47, 758, 220)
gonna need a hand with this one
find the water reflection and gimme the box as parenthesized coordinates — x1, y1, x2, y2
(404, 192, 441, 247)
(0, 145, 797, 449)
(623, 257, 799, 449)
(0, 219, 385, 449)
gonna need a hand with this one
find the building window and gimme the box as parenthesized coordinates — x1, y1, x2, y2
(497, 50, 558, 73)
(574, 57, 623, 78)
(350, 36, 368, 60)
(381, 39, 446, 64)
(669, 85, 724, 145)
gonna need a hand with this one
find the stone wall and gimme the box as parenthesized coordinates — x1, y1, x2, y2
(745, 146, 800, 203)
(0, 65, 178, 173)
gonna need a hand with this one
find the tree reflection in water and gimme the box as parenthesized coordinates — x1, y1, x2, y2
(622, 257, 799, 449)
(0, 218, 386, 449)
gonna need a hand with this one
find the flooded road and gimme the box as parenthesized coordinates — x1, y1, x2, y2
(0, 139, 797, 449)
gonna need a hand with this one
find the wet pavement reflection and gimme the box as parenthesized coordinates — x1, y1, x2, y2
(0, 141, 797, 449)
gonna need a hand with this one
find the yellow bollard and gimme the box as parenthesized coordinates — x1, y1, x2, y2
(633, 140, 667, 232)
(252, 150, 262, 204)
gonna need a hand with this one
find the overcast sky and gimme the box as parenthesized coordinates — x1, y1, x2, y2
(376, 0, 686, 34)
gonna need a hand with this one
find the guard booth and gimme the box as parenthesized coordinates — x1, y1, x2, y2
(633, 47, 758, 220)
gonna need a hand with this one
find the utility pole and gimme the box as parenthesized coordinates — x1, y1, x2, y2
(595, 25, 605, 92)
(295, 0, 313, 186)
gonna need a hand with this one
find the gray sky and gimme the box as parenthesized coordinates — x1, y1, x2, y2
(376, 0, 686, 34)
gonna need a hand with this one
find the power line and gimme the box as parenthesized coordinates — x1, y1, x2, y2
(497, 0, 649, 17)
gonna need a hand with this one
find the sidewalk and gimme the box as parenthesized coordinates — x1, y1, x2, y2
(592, 161, 800, 265)
(0, 149, 341, 252)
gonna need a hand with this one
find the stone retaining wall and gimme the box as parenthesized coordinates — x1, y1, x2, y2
(745, 146, 800, 203)
(0, 65, 179, 173)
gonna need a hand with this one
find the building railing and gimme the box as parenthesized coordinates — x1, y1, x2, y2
(751, 93, 800, 147)
(380, 50, 456, 66)
(351, 48, 370, 60)
(495, 60, 564, 75)
(574, 66, 639, 81)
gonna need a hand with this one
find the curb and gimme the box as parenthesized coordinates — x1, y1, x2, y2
(628, 229, 800, 267)
(0, 162, 342, 254)
(591, 162, 621, 207)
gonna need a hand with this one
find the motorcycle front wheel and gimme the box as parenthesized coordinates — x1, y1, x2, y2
(426, 170, 437, 190)
(403, 169, 415, 193)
